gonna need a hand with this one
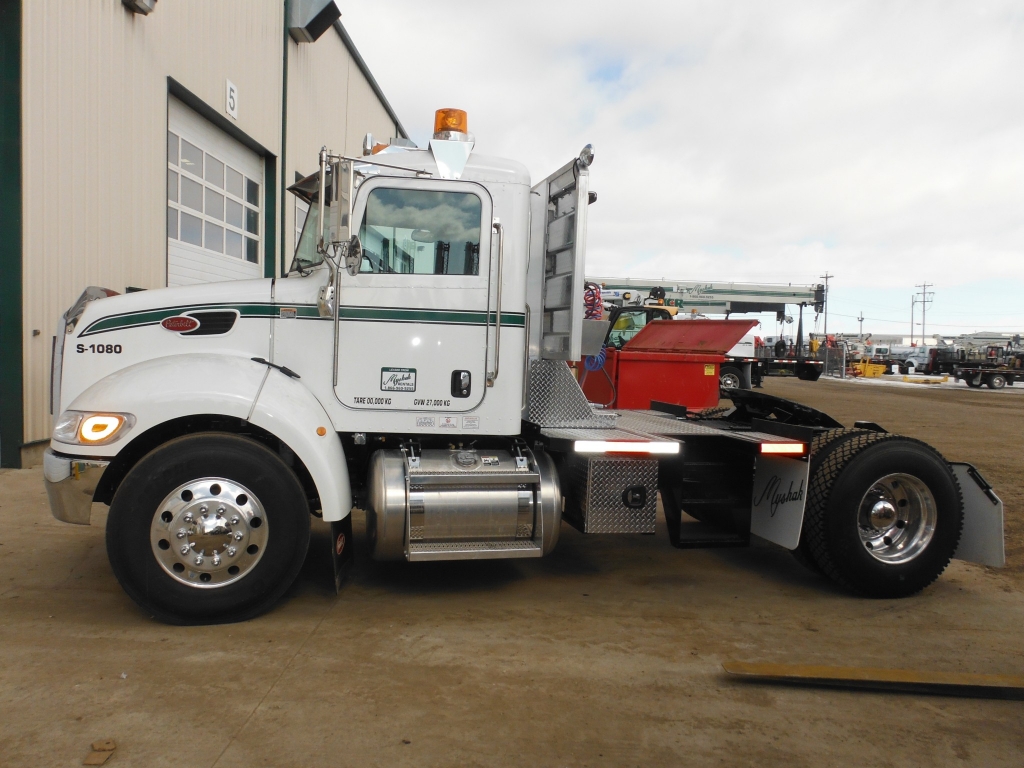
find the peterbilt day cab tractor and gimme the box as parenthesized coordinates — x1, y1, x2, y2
(44, 109, 1005, 624)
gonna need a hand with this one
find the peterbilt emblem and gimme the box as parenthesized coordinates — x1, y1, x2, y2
(161, 316, 199, 332)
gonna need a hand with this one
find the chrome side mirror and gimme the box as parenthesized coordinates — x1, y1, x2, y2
(344, 235, 362, 277)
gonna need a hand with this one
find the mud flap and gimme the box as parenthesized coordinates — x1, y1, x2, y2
(750, 455, 810, 550)
(330, 515, 355, 593)
(951, 463, 1005, 567)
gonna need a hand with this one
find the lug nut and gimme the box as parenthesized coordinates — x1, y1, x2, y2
(234, 532, 244, 541)
(180, 545, 191, 555)
(199, 505, 208, 513)
(176, 529, 187, 539)
(194, 555, 204, 566)
(212, 555, 221, 567)
(183, 512, 194, 523)
(218, 506, 226, 514)
(227, 546, 237, 557)
(230, 516, 240, 525)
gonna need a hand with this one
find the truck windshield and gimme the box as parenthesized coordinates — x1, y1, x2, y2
(289, 200, 323, 272)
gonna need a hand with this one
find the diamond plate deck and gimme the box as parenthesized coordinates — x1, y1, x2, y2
(610, 410, 797, 445)
(524, 359, 617, 428)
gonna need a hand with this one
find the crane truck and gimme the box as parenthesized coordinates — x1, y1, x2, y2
(43, 109, 1004, 624)
(592, 280, 825, 388)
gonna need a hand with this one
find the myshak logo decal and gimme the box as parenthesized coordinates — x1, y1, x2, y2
(381, 367, 416, 392)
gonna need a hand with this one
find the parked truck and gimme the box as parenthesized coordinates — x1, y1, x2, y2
(44, 110, 1004, 624)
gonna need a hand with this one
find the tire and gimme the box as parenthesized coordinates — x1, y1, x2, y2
(791, 428, 869, 576)
(106, 433, 312, 624)
(720, 365, 743, 390)
(801, 433, 963, 598)
(987, 374, 1006, 389)
(965, 374, 983, 388)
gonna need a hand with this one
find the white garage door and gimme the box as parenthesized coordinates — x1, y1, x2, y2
(166, 97, 264, 285)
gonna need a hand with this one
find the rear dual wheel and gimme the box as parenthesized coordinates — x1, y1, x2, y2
(794, 430, 963, 598)
(720, 366, 744, 390)
(107, 433, 311, 624)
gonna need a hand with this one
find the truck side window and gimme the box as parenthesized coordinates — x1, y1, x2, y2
(358, 188, 482, 275)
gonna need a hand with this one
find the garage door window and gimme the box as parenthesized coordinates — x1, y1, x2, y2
(167, 131, 261, 265)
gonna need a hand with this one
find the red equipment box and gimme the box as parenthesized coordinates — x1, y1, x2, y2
(579, 319, 757, 410)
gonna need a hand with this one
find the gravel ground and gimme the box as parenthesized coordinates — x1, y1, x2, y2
(0, 378, 1021, 767)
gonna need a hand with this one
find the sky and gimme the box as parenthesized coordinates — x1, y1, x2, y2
(340, 1, 1024, 339)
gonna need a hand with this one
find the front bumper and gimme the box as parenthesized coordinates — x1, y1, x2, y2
(43, 448, 109, 525)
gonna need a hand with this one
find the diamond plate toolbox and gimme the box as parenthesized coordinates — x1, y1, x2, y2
(563, 455, 658, 533)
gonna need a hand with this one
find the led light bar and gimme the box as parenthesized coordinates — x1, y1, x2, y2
(760, 442, 806, 455)
(574, 440, 680, 455)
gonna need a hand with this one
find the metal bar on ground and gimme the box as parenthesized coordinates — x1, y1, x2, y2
(722, 662, 1024, 700)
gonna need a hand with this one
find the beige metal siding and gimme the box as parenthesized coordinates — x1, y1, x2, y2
(344, 59, 399, 158)
(282, 28, 399, 271)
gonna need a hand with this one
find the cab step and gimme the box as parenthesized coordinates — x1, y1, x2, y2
(407, 539, 543, 562)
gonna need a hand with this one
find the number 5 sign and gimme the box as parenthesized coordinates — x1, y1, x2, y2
(225, 80, 238, 120)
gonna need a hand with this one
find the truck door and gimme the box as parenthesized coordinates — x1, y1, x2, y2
(334, 178, 493, 413)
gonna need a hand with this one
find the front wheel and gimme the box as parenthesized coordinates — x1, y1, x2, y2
(800, 433, 963, 598)
(106, 433, 311, 624)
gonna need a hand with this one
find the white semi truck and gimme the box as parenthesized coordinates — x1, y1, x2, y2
(44, 110, 1004, 624)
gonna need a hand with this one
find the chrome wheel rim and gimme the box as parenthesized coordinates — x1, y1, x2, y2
(149, 478, 268, 588)
(857, 473, 936, 564)
(721, 372, 741, 389)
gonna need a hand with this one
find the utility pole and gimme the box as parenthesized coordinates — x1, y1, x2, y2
(910, 296, 916, 346)
(857, 311, 864, 338)
(915, 282, 934, 343)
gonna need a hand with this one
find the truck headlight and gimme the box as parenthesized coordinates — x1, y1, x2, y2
(53, 411, 136, 445)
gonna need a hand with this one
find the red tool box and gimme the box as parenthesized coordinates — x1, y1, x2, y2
(579, 319, 757, 410)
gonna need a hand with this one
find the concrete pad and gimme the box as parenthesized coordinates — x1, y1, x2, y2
(2, 454, 1023, 766)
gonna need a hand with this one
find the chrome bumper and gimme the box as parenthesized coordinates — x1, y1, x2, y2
(43, 448, 109, 525)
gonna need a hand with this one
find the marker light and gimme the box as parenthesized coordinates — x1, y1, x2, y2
(760, 442, 806, 455)
(433, 108, 468, 137)
(575, 440, 680, 455)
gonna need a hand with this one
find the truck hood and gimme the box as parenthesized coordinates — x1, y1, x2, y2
(71, 277, 274, 336)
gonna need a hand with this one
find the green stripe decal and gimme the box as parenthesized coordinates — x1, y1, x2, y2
(81, 303, 525, 335)
(338, 307, 525, 326)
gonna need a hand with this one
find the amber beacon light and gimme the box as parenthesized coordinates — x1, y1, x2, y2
(433, 108, 469, 138)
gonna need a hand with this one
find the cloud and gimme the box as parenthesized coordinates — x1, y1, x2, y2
(341, 1, 1024, 333)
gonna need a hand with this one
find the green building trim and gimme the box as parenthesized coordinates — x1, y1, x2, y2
(0, 0, 23, 468)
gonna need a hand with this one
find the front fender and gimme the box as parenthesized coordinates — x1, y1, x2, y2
(248, 370, 352, 522)
(52, 353, 267, 457)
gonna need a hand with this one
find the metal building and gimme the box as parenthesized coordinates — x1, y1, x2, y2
(0, 0, 406, 467)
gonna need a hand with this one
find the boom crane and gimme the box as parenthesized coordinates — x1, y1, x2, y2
(588, 277, 827, 388)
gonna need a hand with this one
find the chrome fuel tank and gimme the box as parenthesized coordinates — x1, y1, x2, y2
(366, 447, 561, 561)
